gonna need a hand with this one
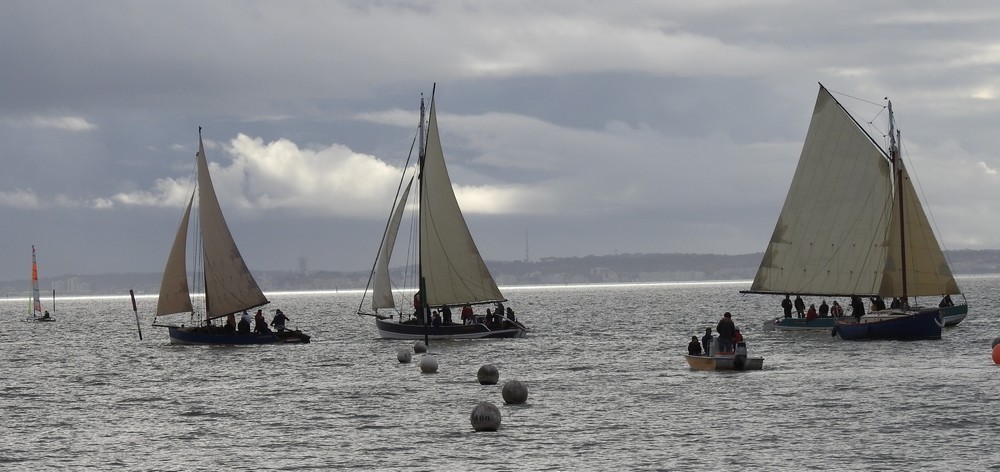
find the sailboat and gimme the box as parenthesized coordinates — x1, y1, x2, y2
(26, 245, 54, 322)
(357, 86, 528, 340)
(151, 128, 310, 345)
(744, 84, 966, 340)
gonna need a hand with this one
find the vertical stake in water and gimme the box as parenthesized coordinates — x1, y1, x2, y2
(129, 289, 143, 340)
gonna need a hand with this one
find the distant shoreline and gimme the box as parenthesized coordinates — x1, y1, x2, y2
(4, 250, 1000, 298)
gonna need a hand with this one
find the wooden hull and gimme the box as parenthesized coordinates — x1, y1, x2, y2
(166, 326, 310, 345)
(834, 307, 942, 341)
(375, 318, 527, 340)
(685, 354, 763, 371)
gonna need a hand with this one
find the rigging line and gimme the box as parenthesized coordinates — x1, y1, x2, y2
(830, 86, 892, 150)
(827, 87, 886, 108)
(356, 133, 419, 315)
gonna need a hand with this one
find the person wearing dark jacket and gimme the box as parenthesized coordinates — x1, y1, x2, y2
(794, 296, 806, 318)
(701, 328, 713, 356)
(851, 296, 865, 320)
(781, 295, 793, 318)
(688, 336, 703, 355)
(716, 312, 737, 352)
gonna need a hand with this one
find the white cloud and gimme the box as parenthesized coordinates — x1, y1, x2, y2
(5, 115, 97, 131)
(0, 189, 41, 208)
(980, 161, 999, 176)
(113, 135, 405, 217)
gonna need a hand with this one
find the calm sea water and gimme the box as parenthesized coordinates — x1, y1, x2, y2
(2, 276, 999, 471)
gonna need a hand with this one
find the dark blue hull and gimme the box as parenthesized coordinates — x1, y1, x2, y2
(166, 326, 310, 345)
(834, 307, 943, 341)
(375, 318, 527, 340)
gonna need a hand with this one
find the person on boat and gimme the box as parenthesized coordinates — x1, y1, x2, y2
(485, 308, 494, 325)
(805, 304, 817, 321)
(716, 312, 736, 352)
(818, 300, 829, 317)
(940, 295, 954, 307)
(890, 297, 902, 309)
(238, 310, 252, 334)
(225, 312, 237, 334)
(793, 296, 806, 318)
(688, 336, 702, 355)
(496, 301, 505, 319)
(701, 328, 713, 355)
(850, 296, 865, 320)
(781, 295, 793, 319)
(442, 305, 453, 325)
(505, 306, 516, 322)
(271, 309, 289, 332)
(461, 304, 474, 324)
(830, 301, 844, 317)
(733, 328, 744, 346)
(41, 310, 50, 320)
(870, 296, 886, 311)
(431, 311, 442, 327)
(254, 309, 270, 334)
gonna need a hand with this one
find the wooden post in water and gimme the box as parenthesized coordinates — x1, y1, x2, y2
(129, 290, 143, 340)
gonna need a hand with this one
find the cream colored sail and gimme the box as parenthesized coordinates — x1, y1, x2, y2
(156, 193, 195, 316)
(372, 178, 413, 310)
(751, 86, 895, 296)
(752, 85, 960, 298)
(419, 96, 504, 307)
(879, 165, 961, 297)
(195, 132, 269, 319)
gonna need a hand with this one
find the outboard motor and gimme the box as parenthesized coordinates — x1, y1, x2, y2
(734, 342, 748, 371)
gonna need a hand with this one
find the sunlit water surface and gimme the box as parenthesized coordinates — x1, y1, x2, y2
(2, 277, 999, 470)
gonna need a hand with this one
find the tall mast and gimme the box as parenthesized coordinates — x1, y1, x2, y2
(888, 101, 908, 305)
(417, 90, 429, 344)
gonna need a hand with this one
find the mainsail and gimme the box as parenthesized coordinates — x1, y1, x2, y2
(194, 132, 268, 319)
(31, 245, 42, 317)
(419, 95, 504, 308)
(749, 85, 959, 298)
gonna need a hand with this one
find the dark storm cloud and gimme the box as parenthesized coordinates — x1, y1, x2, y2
(1, 1, 1000, 280)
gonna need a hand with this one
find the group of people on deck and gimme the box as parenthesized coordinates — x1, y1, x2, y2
(687, 312, 745, 356)
(781, 295, 844, 321)
(409, 293, 517, 327)
(224, 308, 290, 335)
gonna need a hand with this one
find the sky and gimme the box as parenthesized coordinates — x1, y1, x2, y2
(3, 1, 1000, 281)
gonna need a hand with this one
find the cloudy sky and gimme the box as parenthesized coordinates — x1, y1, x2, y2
(2, 1, 1000, 281)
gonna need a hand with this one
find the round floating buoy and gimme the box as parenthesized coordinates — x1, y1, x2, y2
(992, 337, 1000, 349)
(414, 341, 427, 353)
(477, 364, 499, 385)
(992, 345, 1000, 365)
(501, 379, 528, 404)
(397, 348, 412, 363)
(419, 354, 438, 373)
(470, 401, 502, 432)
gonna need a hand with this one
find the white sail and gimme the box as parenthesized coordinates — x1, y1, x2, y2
(750, 85, 959, 298)
(880, 165, 960, 297)
(156, 193, 195, 316)
(195, 132, 269, 319)
(372, 177, 413, 310)
(419, 95, 504, 307)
